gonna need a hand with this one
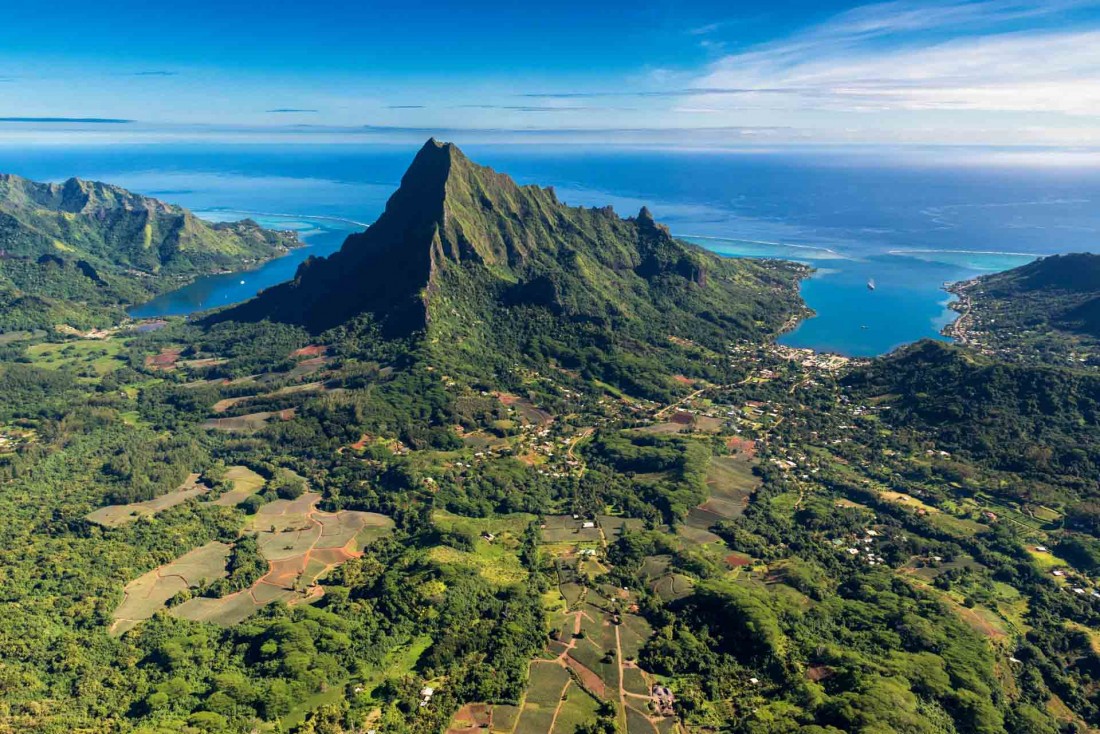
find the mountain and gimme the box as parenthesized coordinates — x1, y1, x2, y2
(214, 139, 806, 398)
(0, 174, 299, 331)
(947, 252, 1100, 366)
(845, 339, 1100, 483)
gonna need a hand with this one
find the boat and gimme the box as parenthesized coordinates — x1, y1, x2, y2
(867, 278, 876, 291)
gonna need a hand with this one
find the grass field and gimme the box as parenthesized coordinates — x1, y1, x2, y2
(542, 515, 602, 543)
(427, 543, 528, 587)
(211, 465, 266, 506)
(87, 473, 209, 527)
(27, 338, 127, 375)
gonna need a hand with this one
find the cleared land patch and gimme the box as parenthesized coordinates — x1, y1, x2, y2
(87, 473, 209, 527)
(680, 454, 760, 547)
(110, 541, 231, 635)
(211, 465, 266, 506)
(203, 408, 297, 432)
(112, 492, 393, 630)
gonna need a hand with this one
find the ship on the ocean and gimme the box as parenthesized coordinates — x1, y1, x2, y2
(867, 278, 876, 291)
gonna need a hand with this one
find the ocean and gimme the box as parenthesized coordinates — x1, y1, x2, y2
(1, 143, 1098, 356)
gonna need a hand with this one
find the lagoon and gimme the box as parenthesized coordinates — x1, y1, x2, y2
(1, 143, 1096, 355)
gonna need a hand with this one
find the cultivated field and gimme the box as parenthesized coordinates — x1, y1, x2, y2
(679, 453, 760, 547)
(109, 541, 231, 635)
(171, 493, 393, 626)
(110, 492, 393, 630)
(203, 408, 297, 432)
(87, 473, 209, 527)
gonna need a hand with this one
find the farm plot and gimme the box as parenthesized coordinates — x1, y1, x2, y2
(211, 465, 266, 506)
(87, 473, 209, 527)
(447, 703, 493, 734)
(110, 541, 231, 635)
(512, 662, 570, 734)
(118, 493, 393, 628)
(680, 454, 759, 546)
(203, 408, 297, 432)
(541, 515, 602, 544)
(212, 381, 327, 414)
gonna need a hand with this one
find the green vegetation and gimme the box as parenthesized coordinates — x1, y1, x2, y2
(2, 141, 1098, 733)
(0, 173, 298, 330)
(948, 252, 1100, 367)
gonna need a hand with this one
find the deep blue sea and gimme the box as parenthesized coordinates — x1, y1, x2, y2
(1, 143, 1098, 356)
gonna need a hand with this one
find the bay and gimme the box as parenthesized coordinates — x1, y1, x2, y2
(1, 142, 1096, 355)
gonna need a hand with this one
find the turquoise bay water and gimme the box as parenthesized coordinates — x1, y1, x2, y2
(0, 143, 1097, 356)
(128, 212, 356, 319)
(686, 237, 1039, 355)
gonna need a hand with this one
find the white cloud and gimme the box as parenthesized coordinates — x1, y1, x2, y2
(689, 0, 1100, 120)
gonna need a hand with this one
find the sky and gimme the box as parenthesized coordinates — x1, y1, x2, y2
(2, 0, 1100, 148)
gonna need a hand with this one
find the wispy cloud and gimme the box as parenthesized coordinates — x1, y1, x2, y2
(0, 117, 133, 123)
(525, 0, 1100, 122)
(387, 104, 426, 109)
(127, 70, 178, 77)
(456, 104, 635, 112)
(266, 108, 319, 113)
(689, 0, 1100, 116)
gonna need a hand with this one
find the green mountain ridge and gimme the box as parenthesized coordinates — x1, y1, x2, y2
(976, 252, 1100, 337)
(0, 173, 299, 331)
(949, 252, 1100, 366)
(214, 139, 807, 398)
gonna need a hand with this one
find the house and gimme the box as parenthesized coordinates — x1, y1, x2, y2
(582, 521, 596, 529)
(1053, 570, 1065, 577)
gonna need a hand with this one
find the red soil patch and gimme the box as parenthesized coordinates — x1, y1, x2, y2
(145, 348, 182, 370)
(290, 345, 327, 358)
(672, 374, 694, 386)
(670, 411, 694, 425)
(266, 558, 308, 588)
(448, 703, 492, 734)
(310, 547, 355, 566)
(725, 553, 751, 567)
(349, 433, 372, 451)
(493, 391, 521, 406)
(726, 436, 758, 458)
(807, 665, 835, 682)
(565, 654, 607, 699)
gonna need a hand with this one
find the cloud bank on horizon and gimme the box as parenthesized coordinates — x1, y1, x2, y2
(1, 0, 1099, 148)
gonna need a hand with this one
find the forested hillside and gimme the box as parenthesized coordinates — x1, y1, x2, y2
(0, 174, 299, 330)
(948, 253, 1100, 367)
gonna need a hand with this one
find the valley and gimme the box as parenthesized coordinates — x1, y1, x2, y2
(0, 142, 1098, 734)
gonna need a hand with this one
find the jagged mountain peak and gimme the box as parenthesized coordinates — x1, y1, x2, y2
(212, 139, 804, 348)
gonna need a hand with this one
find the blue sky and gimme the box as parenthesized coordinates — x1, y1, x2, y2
(2, 0, 1100, 147)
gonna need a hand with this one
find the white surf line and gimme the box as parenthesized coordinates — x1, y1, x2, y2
(886, 248, 1042, 257)
(198, 208, 372, 228)
(674, 233, 844, 257)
